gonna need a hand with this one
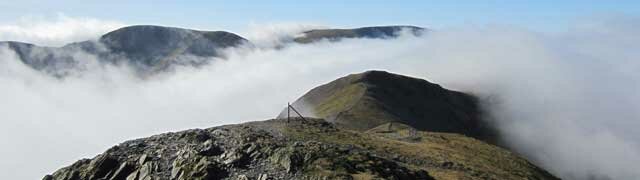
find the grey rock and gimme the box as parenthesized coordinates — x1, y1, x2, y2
(138, 154, 148, 165)
(109, 162, 134, 180)
(257, 173, 269, 180)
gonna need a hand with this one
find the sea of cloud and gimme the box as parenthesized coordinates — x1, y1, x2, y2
(1, 15, 639, 180)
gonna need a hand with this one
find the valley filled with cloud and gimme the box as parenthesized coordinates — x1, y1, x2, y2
(1, 15, 639, 180)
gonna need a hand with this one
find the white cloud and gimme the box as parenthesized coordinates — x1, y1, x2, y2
(0, 14, 126, 46)
(240, 22, 327, 48)
(0, 17, 639, 180)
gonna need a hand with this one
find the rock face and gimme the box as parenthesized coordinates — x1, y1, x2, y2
(280, 71, 495, 141)
(45, 71, 559, 180)
(293, 26, 425, 43)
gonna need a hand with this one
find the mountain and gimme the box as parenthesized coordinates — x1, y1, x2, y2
(0, 41, 82, 76)
(44, 71, 558, 180)
(279, 70, 496, 142)
(293, 26, 425, 44)
(97, 25, 247, 70)
(1, 25, 424, 76)
(0, 25, 248, 75)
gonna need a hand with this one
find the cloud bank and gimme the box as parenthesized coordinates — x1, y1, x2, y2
(1, 15, 639, 180)
(0, 14, 125, 46)
(241, 22, 327, 48)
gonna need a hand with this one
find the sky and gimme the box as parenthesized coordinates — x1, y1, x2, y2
(1, 0, 639, 32)
(1, 1, 640, 180)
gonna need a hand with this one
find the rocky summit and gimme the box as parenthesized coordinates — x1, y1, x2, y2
(44, 71, 558, 180)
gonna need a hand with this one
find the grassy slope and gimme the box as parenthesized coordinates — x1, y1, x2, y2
(278, 119, 558, 180)
(292, 71, 491, 140)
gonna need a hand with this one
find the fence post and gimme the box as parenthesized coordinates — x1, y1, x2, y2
(288, 103, 307, 122)
(287, 102, 290, 123)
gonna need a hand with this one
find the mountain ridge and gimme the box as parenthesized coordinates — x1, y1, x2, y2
(2, 25, 249, 75)
(293, 25, 425, 43)
(280, 70, 497, 143)
(1, 25, 424, 76)
(44, 71, 558, 180)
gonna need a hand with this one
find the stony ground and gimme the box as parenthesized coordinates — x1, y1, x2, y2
(44, 118, 557, 180)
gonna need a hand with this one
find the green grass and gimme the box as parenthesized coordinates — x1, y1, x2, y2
(313, 83, 366, 117)
(280, 120, 558, 180)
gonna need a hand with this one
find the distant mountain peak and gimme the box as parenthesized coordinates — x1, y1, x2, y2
(99, 25, 248, 68)
(100, 25, 248, 51)
(1, 25, 424, 76)
(293, 25, 426, 43)
(1, 25, 249, 75)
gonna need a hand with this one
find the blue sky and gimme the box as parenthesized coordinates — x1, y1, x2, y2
(1, 0, 639, 31)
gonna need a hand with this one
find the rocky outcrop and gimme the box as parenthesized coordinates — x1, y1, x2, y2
(44, 119, 434, 180)
(45, 117, 558, 180)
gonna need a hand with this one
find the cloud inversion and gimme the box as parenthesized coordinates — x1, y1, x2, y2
(1, 15, 639, 180)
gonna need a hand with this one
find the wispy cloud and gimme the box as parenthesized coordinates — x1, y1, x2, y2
(0, 14, 125, 46)
(241, 22, 327, 48)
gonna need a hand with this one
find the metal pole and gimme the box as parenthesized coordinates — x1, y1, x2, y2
(287, 102, 290, 123)
(288, 104, 307, 122)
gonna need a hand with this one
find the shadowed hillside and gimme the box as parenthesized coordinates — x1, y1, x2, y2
(280, 71, 497, 142)
(98, 25, 247, 70)
(1, 25, 248, 75)
(293, 26, 425, 43)
(1, 25, 424, 76)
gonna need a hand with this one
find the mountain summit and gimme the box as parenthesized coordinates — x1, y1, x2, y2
(280, 70, 494, 141)
(98, 25, 247, 69)
(44, 71, 557, 180)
